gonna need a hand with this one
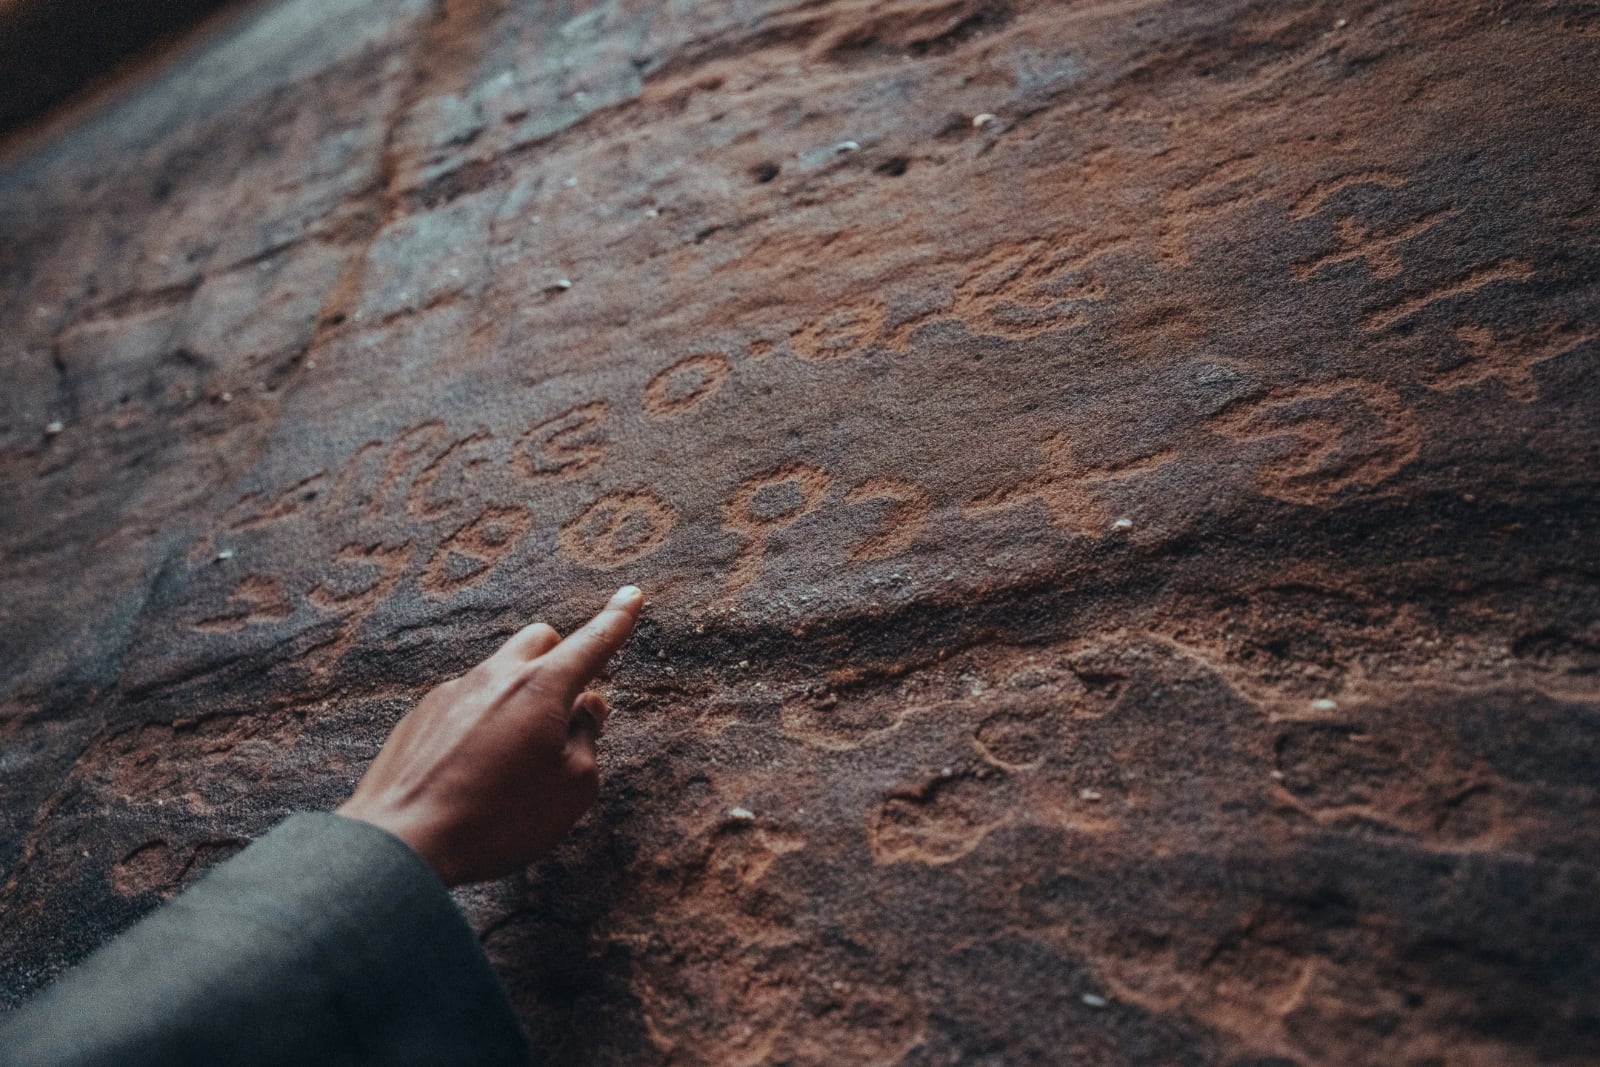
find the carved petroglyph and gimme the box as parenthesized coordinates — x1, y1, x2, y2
(186, 471, 329, 564)
(368, 421, 446, 518)
(721, 461, 834, 595)
(110, 837, 246, 899)
(308, 541, 414, 611)
(1426, 322, 1595, 402)
(1292, 210, 1459, 282)
(1212, 380, 1419, 504)
(780, 685, 916, 751)
(868, 773, 1004, 866)
(325, 439, 386, 517)
(193, 574, 294, 632)
(946, 236, 1110, 340)
(789, 302, 890, 361)
(420, 506, 533, 598)
(1157, 154, 1275, 267)
(1362, 258, 1534, 333)
(844, 478, 933, 562)
(407, 430, 493, 520)
(642, 353, 731, 418)
(1288, 171, 1408, 221)
(513, 401, 611, 480)
(557, 489, 675, 569)
(962, 433, 1113, 535)
(973, 708, 1047, 770)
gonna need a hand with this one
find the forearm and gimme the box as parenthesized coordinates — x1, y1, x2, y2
(0, 813, 526, 1067)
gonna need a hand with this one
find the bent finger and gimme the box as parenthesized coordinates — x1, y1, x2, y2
(572, 690, 610, 732)
(491, 621, 562, 667)
(540, 586, 643, 700)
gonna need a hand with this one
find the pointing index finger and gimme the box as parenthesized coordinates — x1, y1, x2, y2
(540, 586, 644, 698)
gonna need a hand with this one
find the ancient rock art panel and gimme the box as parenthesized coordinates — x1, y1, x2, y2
(83, 707, 311, 815)
(193, 574, 294, 633)
(407, 430, 493, 520)
(789, 302, 890, 361)
(186, 470, 329, 564)
(721, 460, 833, 595)
(1427, 321, 1595, 401)
(972, 707, 1048, 770)
(844, 477, 933, 562)
(1288, 171, 1408, 222)
(420, 506, 534, 598)
(1362, 258, 1535, 333)
(557, 489, 676, 569)
(308, 541, 414, 612)
(305, 540, 415, 675)
(942, 234, 1111, 341)
(780, 685, 917, 751)
(869, 773, 1006, 866)
(367, 420, 447, 519)
(1157, 154, 1277, 267)
(962, 432, 1116, 535)
(110, 837, 246, 899)
(512, 401, 611, 481)
(1211, 380, 1419, 504)
(1292, 210, 1459, 282)
(642, 353, 731, 418)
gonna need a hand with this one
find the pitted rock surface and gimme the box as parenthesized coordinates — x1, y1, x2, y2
(2, 1, 1598, 1064)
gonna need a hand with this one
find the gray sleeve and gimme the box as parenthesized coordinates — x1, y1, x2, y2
(0, 813, 529, 1067)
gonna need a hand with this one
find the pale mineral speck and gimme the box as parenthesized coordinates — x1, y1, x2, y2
(833, 140, 861, 153)
(215, 549, 235, 562)
(1311, 698, 1339, 711)
(729, 807, 755, 821)
(973, 112, 998, 128)
(1112, 517, 1134, 530)
(1080, 789, 1102, 801)
(1082, 994, 1108, 1008)
(44, 420, 64, 435)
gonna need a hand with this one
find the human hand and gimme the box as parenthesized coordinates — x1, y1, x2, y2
(336, 586, 644, 887)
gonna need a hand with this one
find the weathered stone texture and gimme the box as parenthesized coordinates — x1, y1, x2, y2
(2, 1, 1598, 1064)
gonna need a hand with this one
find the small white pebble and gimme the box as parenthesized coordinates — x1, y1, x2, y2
(972, 113, 998, 128)
(82, 850, 90, 859)
(563, 176, 578, 187)
(1080, 789, 1102, 801)
(44, 420, 64, 435)
(545, 278, 572, 292)
(305, 360, 317, 369)
(1082, 993, 1108, 1008)
(1112, 517, 1134, 530)
(694, 624, 705, 634)
(657, 649, 666, 659)
(1310, 698, 1338, 712)
(833, 140, 861, 153)
(1270, 770, 1286, 781)
(215, 549, 235, 562)
(220, 392, 233, 403)
(738, 660, 749, 669)
(645, 208, 660, 219)
(941, 766, 953, 778)
(729, 807, 755, 821)
(1335, 17, 1348, 28)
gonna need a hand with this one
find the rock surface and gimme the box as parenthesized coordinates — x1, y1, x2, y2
(2, 1, 1598, 1063)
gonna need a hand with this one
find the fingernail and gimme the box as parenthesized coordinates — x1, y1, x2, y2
(611, 585, 643, 607)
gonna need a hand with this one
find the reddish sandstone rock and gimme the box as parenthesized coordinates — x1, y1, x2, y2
(1, 1, 1598, 1064)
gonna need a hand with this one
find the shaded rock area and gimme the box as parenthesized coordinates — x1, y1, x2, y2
(2, 0, 1598, 1063)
